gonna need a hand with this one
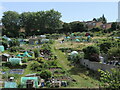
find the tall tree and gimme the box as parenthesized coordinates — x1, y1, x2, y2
(70, 21, 87, 32)
(111, 22, 117, 31)
(2, 11, 20, 37)
(97, 14, 107, 24)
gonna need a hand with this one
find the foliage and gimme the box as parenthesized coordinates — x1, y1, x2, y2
(68, 54, 82, 63)
(48, 60, 57, 66)
(22, 58, 28, 63)
(33, 49, 40, 58)
(111, 22, 117, 31)
(90, 27, 102, 32)
(108, 47, 120, 60)
(83, 46, 100, 62)
(9, 46, 24, 52)
(97, 14, 107, 24)
(39, 70, 52, 80)
(29, 61, 40, 71)
(98, 68, 120, 89)
(0, 40, 8, 50)
(9, 39, 20, 47)
(99, 41, 112, 54)
(69, 21, 87, 32)
(2, 11, 20, 37)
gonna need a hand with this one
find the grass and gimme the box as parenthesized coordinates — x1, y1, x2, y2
(51, 40, 102, 88)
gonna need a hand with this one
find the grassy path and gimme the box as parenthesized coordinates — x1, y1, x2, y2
(51, 40, 102, 88)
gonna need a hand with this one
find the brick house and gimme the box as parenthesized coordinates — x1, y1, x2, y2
(100, 23, 112, 30)
(85, 21, 103, 30)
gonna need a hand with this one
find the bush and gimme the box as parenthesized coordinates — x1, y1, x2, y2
(99, 41, 112, 53)
(39, 70, 52, 81)
(22, 58, 28, 63)
(83, 46, 100, 62)
(9, 46, 24, 52)
(108, 47, 120, 60)
(9, 39, 20, 47)
(33, 49, 40, 58)
(48, 60, 57, 66)
(21, 64, 27, 68)
(29, 61, 40, 71)
(0, 41, 8, 50)
(98, 68, 120, 89)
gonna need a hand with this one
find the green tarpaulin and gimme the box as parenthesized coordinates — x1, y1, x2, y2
(75, 39, 80, 42)
(23, 51, 32, 57)
(16, 54, 23, 57)
(0, 45, 4, 52)
(21, 77, 39, 88)
(66, 36, 70, 39)
(4, 81, 17, 88)
(16, 51, 32, 57)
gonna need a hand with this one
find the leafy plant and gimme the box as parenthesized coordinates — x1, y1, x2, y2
(83, 45, 100, 62)
(39, 70, 52, 81)
(98, 68, 120, 89)
(29, 61, 40, 71)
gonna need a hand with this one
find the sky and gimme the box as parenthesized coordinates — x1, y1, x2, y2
(0, 0, 119, 23)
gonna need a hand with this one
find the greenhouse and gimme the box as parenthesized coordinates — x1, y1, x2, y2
(9, 58, 22, 65)
(70, 51, 78, 56)
(21, 77, 39, 88)
(0, 45, 4, 52)
(4, 81, 17, 88)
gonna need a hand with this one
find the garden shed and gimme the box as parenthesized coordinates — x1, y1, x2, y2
(9, 58, 22, 65)
(1, 53, 10, 62)
(21, 77, 39, 88)
(4, 81, 17, 88)
(0, 45, 4, 52)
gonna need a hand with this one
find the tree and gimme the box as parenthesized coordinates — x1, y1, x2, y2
(98, 68, 120, 89)
(111, 22, 117, 31)
(69, 21, 87, 32)
(19, 9, 62, 35)
(83, 46, 100, 62)
(97, 14, 107, 24)
(61, 22, 71, 34)
(102, 14, 107, 24)
(93, 18, 97, 21)
(2, 11, 20, 37)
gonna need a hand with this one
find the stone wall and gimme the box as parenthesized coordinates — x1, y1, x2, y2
(80, 59, 119, 72)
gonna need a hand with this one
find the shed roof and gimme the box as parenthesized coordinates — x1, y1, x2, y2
(9, 58, 22, 65)
(4, 81, 17, 88)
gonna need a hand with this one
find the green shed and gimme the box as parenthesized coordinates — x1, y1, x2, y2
(9, 58, 22, 65)
(21, 77, 39, 88)
(0, 45, 4, 52)
(4, 81, 17, 88)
